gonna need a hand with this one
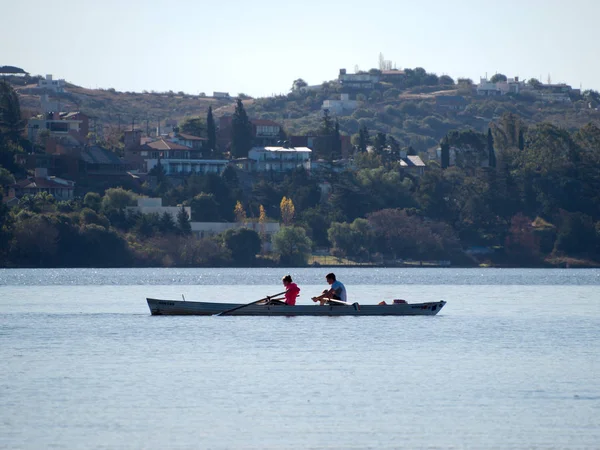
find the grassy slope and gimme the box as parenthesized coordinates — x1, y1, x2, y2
(15, 79, 600, 148)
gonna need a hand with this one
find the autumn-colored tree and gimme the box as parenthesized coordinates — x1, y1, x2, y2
(258, 204, 267, 246)
(280, 197, 295, 226)
(234, 200, 247, 224)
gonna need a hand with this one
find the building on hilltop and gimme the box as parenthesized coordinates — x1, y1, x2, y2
(380, 69, 406, 82)
(338, 68, 379, 90)
(322, 93, 358, 115)
(38, 74, 66, 93)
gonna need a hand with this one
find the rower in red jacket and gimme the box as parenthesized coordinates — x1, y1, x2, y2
(282, 274, 300, 305)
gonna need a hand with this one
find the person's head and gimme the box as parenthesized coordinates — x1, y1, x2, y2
(282, 274, 293, 286)
(326, 273, 336, 285)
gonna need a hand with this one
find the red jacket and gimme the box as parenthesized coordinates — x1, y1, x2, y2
(284, 283, 300, 305)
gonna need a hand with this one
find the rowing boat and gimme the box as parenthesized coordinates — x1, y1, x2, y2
(146, 298, 447, 316)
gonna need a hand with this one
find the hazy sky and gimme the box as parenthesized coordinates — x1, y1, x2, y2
(3, 0, 599, 97)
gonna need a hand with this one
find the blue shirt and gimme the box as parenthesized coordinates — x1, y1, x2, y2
(331, 280, 347, 303)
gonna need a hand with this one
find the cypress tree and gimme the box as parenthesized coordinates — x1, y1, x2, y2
(206, 106, 216, 156)
(230, 99, 253, 158)
(332, 120, 342, 160)
(518, 129, 525, 151)
(441, 136, 450, 169)
(177, 206, 191, 235)
(0, 81, 26, 144)
(487, 128, 496, 168)
(358, 125, 369, 153)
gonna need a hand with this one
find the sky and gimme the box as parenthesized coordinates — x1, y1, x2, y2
(3, 0, 599, 97)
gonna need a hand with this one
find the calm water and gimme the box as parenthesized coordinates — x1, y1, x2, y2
(1, 268, 599, 449)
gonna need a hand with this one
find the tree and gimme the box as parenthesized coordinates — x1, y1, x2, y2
(0, 81, 26, 144)
(230, 99, 253, 158)
(490, 73, 507, 83)
(291, 78, 308, 91)
(189, 193, 221, 221)
(234, 200, 247, 223)
(440, 136, 450, 169)
(179, 116, 205, 137)
(504, 213, 540, 263)
(206, 106, 216, 155)
(528, 78, 542, 89)
(272, 226, 313, 266)
(387, 136, 400, 160)
(373, 132, 387, 154)
(358, 124, 369, 153)
(258, 204, 267, 246)
(439, 75, 455, 86)
(518, 129, 525, 151)
(280, 196, 295, 225)
(320, 109, 334, 136)
(10, 215, 59, 266)
(158, 211, 176, 234)
(83, 192, 102, 212)
(487, 128, 496, 168)
(0, 166, 16, 190)
(328, 218, 373, 261)
(221, 228, 261, 265)
(102, 188, 137, 211)
(79, 224, 132, 267)
(177, 206, 191, 235)
(332, 120, 342, 160)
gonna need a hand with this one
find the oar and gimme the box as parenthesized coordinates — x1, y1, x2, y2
(216, 291, 287, 316)
(311, 297, 360, 310)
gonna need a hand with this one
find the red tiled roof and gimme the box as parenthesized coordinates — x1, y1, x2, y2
(176, 133, 207, 141)
(16, 177, 75, 189)
(144, 139, 191, 151)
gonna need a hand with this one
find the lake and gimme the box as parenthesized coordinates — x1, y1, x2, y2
(1, 268, 599, 449)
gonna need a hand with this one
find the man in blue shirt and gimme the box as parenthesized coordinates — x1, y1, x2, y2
(312, 273, 347, 305)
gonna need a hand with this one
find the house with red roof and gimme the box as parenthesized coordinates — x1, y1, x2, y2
(12, 168, 75, 201)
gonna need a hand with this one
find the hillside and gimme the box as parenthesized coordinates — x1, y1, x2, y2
(14, 80, 236, 127)
(10, 69, 600, 156)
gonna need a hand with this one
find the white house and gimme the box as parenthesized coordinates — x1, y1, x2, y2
(248, 146, 311, 172)
(38, 74, 65, 93)
(477, 76, 526, 96)
(338, 69, 380, 90)
(126, 197, 190, 222)
(146, 158, 229, 175)
(322, 94, 358, 115)
(476, 78, 501, 96)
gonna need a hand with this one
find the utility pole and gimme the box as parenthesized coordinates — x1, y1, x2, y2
(146, 117, 150, 137)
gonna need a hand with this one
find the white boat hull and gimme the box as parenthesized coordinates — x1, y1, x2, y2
(146, 298, 447, 316)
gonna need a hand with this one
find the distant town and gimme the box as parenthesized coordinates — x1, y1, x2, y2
(0, 62, 599, 268)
